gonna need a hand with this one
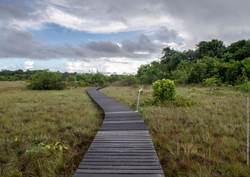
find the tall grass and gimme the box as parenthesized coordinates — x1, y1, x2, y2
(0, 82, 103, 176)
(100, 85, 249, 177)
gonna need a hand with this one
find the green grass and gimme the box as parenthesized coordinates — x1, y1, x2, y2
(0, 82, 103, 177)
(100, 85, 250, 177)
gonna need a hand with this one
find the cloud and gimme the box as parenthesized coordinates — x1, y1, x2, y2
(155, 26, 178, 42)
(0, 28, 37, 58)
(0, 0, 248, 50)
(0, 27, 162, 60)
(0, 0, 173, 33)
(0, 0, 250, 74)
(85, 41, 120, 53)
(65, 60, 97, 73)
(23, 60, 34, 69)
(158, 0, 250, 49)
(0, 4, 28, 21)
(121, 34, 158, 53)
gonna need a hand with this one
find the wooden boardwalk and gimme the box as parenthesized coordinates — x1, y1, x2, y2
(74, 87, 164, 177)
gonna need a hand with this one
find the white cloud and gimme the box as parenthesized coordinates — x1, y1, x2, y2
(63, 57, 152, 75)
(65, 61, 97, 73)
(24, 60, 34, 69)
(2, 1, 174, 34)
(134, 51, 149, 54)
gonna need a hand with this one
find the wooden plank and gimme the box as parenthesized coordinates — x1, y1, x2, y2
(84, 153, 157, 156)
(103, 120, 144, 123)
(77, 165, 163, 170)
(82, 158, 159, 162)
(74, 174, 165, 177)
(87, 150, 156, 153)
(75, 169, 164, 174)
(80, 162, 161, 166)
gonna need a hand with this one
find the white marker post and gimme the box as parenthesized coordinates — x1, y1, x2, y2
(136, 89, 143, 112)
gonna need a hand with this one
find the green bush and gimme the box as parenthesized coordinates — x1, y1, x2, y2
(242, 81, 250, 92)
(27, 70, 66, 90)
(153, 79, 176, 101)
(75, 72, 108, 86)
(120, 75, 138, 86)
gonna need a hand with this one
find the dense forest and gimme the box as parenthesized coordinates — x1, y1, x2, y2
(137, 39, 250, 86)
(1, 39, 250, 87)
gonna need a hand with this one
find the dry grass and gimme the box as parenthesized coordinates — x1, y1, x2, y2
(100, 85, 249, 177)
(0, 81, 103, 176)
(0, 81, 27, 94)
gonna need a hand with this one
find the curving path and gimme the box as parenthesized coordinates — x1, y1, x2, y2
(73, 87, 164, 177)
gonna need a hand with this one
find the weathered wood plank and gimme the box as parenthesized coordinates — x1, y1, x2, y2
(77, 165, 163, 170)
(80, 162, 161, 165)
(82, 158, 159, 162)
(75, 169, 164, 174)
(74, 174, 165, 177)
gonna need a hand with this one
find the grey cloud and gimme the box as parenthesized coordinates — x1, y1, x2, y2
(0, 28, 86, 59)
(0, 5, 28, 20)
(155, 26, 177, 42)
(0, 1, 49, 31)
(0, 29, 37, 58)
(2, 0, 248, 50)
(122, 34, 158, 53)
(209, 30, 250, 45)
(46, 0, 250, 49)
(1, 0, 249, 60)
(85, 41, 120, 53)
(106, 5, 121, 14)
(0, 28, 161, 60)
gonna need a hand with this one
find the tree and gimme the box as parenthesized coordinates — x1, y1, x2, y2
(183, 49, 196, 61)
(189, 60, 207, 83)
(226, 39, 250, 61)
(195, 39, 226, 59)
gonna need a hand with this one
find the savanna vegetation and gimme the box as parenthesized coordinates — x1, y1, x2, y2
(0, 38, 249, 176)
(100, 84, 249, 176)
(0, 82, 103, 176)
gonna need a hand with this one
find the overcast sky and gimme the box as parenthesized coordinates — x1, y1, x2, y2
(0, 0, 249, 74)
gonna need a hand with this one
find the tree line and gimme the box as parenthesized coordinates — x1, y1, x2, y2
(1, 39, 250, 89)
(137, 39, 250, 86)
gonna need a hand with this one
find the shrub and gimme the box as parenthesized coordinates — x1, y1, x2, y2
(242, 81, 250, 92)
(27, 70, 66, 90)
(75, 72, 108, 86)
(121, 75, 138, 86)
(152, 79, 176, 101)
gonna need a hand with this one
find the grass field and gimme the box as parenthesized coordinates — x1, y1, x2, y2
(100, 85, 250, 177)
(0, 81, 103, 177)
(1, 81, 249, 176)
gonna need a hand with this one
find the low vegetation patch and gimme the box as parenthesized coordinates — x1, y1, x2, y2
(242, 81, 250, 93)
(0, 82, 103, 176)
(27, 70, 66, 90)
(100, 85, 249, 177)
(136, 79, 197, 108)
